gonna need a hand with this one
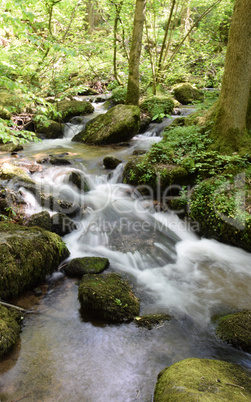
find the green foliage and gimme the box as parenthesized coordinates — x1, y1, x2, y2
(0, 118, 39, 145)
(140, 95, 174, 122)
(111, 86, 127, 104)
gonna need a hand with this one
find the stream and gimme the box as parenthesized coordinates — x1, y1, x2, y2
(0, 101, 250, 401)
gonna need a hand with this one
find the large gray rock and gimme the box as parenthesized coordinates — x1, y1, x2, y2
(72, 104, 140, 145)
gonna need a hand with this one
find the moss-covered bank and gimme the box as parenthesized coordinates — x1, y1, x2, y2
(154, 358, 251, 401)
(0, 222, 69, 300)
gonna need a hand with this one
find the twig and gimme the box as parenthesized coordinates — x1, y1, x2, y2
(0, 300, 27, 312)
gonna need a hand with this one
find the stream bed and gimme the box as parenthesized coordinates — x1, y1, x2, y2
(0, 103, 250, 401)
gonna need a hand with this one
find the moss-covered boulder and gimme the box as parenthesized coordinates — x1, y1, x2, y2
(35, 120, 63, 139)
(0, 143, 23, 153)
(134, 314, 172, 330)
(27, 211, 52, 231)
(103, 156, 122, 170)
(56, 100, 94, 122)
(0, 222, 70, 300)
(64, 257, 109, 278)
(0, 162, 34, 185)
(0, 91, 33, 114)
(51, 212, 77, 236)
(216, 311, 251, 352)
(140, 95, 174, 122)
(172, 83, 203, 105)
(0, 305, 21, 359)
(154, 358, 251, 401)
(72, 104, 140, 145)
(67, 171, 90, 192)
(78, 272, 140, 322)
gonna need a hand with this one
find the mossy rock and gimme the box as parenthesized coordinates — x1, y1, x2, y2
(216, 311, 251, 352)
(67, 171, 90, 192)
(154, 358, 251, 401)
(64, 257, 109, 278)
(0, 162, 34, 185)
(0, 91, 33, 114)
(35, 120, 63, 139)
(27, 211, 52, 231)
(72, 104, 140, 145)
(140, 95, 174, 122)
(0, 143, 23, 153)
(0, 305, 21, 359)
(103, 156, 122, 170)
(134, 314, 172, 330)
(78, 272, 140, 322)
(56, 100, 94, 122)
(0, 105, 11, 120)
(51, 212, 77, 236)
(172, 83, 203, 105)
(0, 222, 70, 300)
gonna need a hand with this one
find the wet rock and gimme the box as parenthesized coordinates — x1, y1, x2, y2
(0, 222, 70, 300)
(103, 156, 122, 170)
(35, 120, 64, 139)
(15, 162, 42, 174)
(172, 83, 203, 105)
(134, 314, 172, 330)
(55, 100, 94, 122)
(27, 211, 52, 231)
(78, 272, 140, 322)
(51, 212, 77, 235)
(64, 257, 109, 278)
(0, 162, 34, 185)
(72, 104, 140, 145)
(0, 143, 23, 153)
(0, 305, 22, 359)
(132, 149, 147, 156)
(154, 358, 251, 401)
(49, 157, 72, 166)
(68, 171, 90, 191)
(216, 311, 251, 352)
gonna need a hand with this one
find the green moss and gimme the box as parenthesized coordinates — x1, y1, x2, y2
(64, 257, 109, 278)
(78, 272, 140, 322)
(172, 83, 204, 105)
(56, 100, 94, 122)
(35, 120, 63, 139)
(0, 162, 35, 184)
(154, 358, 251, 401)
(216, 311, 251, 352)
(0, 305, 21, 359)
(72, 104, 140, 145)
(140, 95, 174, 122)
(0, 222, 70, 300)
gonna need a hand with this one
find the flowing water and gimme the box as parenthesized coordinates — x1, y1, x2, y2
(0, 103, 250, 401)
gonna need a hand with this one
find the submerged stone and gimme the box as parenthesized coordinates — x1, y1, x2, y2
(154, 358, 251, 401)
(216, 311, 251, 352)
(134, 314, 172, 330)
(78, 272, 140, 322)
(0, 305, 21, 359)
(0, 222, 69, 300)
(64, 257, 109, 278)
(72, 104, 140, 145)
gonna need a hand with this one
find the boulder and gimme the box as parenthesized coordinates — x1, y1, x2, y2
(0, 162, 34, 185)
(154, 358, 251, 401)
(72, 104, 140, 145)
(51, 212, 77, 236)
(35, 120, 63, 139)
(140, 95, 174, 122)
(27, 211, 52, 231)
(172, 83, 203, 105)
(64, 256, 109, 278)
(56, 100, 94, 122)
(103, 156, 122, 170)
(0, 143, 23, 153)
(78, 272, 140, 322)
(68, 171, 90, 191)
(0, 305, 21, 359)
(216, 311, 251, 352)
(134, 314, 172, 330)
(0, 222, 69, 300)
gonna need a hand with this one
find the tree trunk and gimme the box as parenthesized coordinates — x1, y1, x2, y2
(213, 0, 251, 153)
(125, 0, 146, 106)
(247, 85, 251, 130)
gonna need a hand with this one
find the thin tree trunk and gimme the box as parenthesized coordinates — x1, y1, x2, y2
(125, 0, 146, 106)
(213, 0, 251, 152)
